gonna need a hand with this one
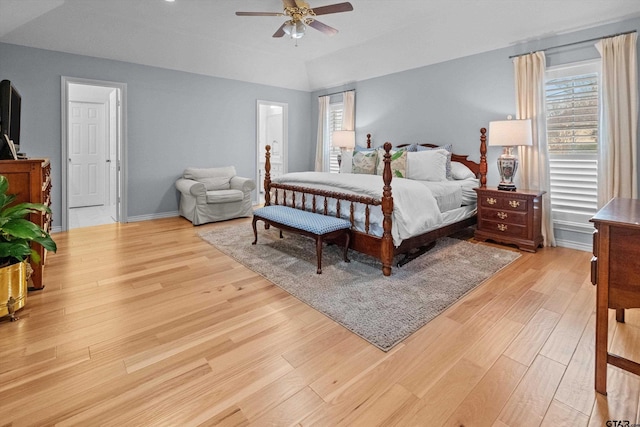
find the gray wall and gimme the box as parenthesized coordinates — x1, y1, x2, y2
(0, 42, 311, 225)
(312, 16, 640, 250)
(2, 15, 639, 248)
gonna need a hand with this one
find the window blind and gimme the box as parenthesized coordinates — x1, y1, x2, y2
(545, 64, 599, 223)
(328, 103, 344, 174)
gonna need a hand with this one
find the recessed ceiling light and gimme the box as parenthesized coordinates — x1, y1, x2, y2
(165, 0, 175, 2)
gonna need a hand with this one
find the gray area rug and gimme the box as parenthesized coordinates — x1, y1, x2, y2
(199, 224, 520, 351)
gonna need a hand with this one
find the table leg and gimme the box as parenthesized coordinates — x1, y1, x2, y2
(595, 304, 608, 395)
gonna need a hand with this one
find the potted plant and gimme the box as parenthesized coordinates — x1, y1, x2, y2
(0, 175, 56, 321)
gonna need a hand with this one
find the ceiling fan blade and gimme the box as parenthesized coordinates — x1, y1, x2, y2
(272, 23, 287, 38)
(236, 11, 284, 16)
(312, 2, 353, 16)
(308, 19, 338, 36)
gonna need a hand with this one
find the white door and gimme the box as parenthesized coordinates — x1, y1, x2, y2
(69, 101, 106, 207)
(257, 101, 288, 203)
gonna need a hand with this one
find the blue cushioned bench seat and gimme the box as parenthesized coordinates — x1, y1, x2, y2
(252, 205, 351, 274)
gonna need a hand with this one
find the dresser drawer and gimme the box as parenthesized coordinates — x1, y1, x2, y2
(479, 194, 528, 212)
(481, 220, 528, 239)
(480, 208, 528, 225)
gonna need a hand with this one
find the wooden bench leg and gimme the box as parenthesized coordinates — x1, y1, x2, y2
(343, 232, 351, 263)
(252, 216, 260, 245)
(316, 236, 323, 274)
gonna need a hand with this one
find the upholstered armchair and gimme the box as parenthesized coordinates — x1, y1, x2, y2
(175, 166, 256, 225)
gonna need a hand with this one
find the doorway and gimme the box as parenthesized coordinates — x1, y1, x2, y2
(256, 100, 288, 204)
(61, 77, 127, 231)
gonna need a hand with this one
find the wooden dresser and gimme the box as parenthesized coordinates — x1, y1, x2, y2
(0, 159, 52, 290)
(590, 197, 640, 395)
(474, 187, 545, 252)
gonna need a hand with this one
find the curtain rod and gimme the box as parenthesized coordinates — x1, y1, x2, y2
(318, 89, 355, 98)
(508, 29, 637, 59)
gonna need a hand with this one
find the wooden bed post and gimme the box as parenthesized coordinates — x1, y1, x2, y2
(479, 128, 487, 188)
(264, 145, 272, 206)
(381, 142, 394, 276)
(366, 133, 372, 149)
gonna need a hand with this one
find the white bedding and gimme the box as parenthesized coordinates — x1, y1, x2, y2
(271, 172, 478, 246)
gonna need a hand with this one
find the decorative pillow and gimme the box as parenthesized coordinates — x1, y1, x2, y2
(375, 148, 407, 178)
(405, 149, 449, 181)
(451, 161, 476, 180)
(352, 150, 378, 174)
(339, 150, 353, 174)
(415, 144, 453, 180)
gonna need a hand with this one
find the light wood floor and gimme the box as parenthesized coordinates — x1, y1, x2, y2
(1, 216, 639, 426)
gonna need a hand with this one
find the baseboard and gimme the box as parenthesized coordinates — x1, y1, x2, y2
(127, 211, 180, 223)
(554, 238, 592, 252)
(553, 220, 593, 252)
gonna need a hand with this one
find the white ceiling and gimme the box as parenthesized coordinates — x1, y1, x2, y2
(1, 0, 640, 91)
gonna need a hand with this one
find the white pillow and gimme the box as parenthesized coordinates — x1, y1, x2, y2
(339, 150, 353, 174)
(450, 161, 476, 180)
(406, 149, 448, 181)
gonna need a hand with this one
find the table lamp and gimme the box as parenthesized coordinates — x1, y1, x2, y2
(331, 130, 355, 169)
(488, 118, 532, 191)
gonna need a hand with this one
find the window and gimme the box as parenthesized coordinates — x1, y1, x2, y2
(328, 101, 343, 173)
(545, 60, 600, 226)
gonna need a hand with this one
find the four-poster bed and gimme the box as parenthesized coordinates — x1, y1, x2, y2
(261, 128, 488, 276)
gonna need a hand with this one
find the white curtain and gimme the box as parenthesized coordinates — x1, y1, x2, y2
(514, 51, 556, 247)
(596, 33, 638, 205)
(315, 95, 329, 172)
(343, 91, 355, 131)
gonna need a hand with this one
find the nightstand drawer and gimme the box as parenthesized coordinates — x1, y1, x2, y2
(479, 195, 528, 212)
(480, 209, 528, 226)
(482, 220, 528, 239)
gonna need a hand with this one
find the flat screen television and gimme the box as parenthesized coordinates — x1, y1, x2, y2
(0, 80, 21, 158)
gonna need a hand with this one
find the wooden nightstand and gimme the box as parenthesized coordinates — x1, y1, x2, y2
(474, 187, 545, 252)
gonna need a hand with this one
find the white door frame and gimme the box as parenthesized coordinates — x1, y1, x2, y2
(256, 100, 288, 204)
(61, 76, 128, 231)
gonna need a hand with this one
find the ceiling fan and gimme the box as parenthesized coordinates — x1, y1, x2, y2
(236, 0, 354, 40)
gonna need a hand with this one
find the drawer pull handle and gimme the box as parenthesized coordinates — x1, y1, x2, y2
(487, 197, 497, 205)
(497, 224, 507, 232)
(509, 200, 520, 208)
(497, 211, 508, 219)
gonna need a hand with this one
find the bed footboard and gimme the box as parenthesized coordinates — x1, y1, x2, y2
(263, 142, 395, 276)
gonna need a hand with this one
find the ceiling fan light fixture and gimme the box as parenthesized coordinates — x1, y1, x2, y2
(283, 20, 306, 39)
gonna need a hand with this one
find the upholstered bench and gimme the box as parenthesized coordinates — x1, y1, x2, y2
(252, 205, 351, 274)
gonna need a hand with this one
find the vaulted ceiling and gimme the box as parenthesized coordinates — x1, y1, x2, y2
(1, 0, 640, 91)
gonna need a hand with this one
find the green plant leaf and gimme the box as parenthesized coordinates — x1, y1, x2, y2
(32, 234, 57, 253)
(2, 218, 44, 240)
(3, 202, 51, 219)
(0, 176, 8, 196)
(0, 240, 33, 260)
(0, 174, 57, 265)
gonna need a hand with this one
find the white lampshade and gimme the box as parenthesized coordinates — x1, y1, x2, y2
(488, 119, 533, 147)
(332, 130, 356, 149)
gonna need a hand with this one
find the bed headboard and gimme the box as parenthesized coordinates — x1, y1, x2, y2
(361, 129, 487, 186)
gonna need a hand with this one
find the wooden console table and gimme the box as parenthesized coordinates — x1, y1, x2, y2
(590, 197, 640, 395)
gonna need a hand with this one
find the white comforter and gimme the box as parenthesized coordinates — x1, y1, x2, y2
(271, 172, 443, 246)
